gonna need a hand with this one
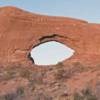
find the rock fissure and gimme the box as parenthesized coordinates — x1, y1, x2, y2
(39, 34, 77, 42)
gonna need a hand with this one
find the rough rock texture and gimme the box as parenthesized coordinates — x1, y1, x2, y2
(0, 6, 100, 100)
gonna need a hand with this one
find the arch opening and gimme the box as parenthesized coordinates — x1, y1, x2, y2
(30, 41, 75, 65)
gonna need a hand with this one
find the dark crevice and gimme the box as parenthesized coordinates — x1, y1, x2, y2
(28, 53, 34, 64)
(39, 34, 57, 42)
(39, 34, 77, 42)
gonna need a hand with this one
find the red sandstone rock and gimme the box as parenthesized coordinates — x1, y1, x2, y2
(0, 6, 100, 100)
(0, 6, 100, 65)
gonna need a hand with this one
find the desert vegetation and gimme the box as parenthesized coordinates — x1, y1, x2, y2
(0, 62, 99, 100)
(73, 88, 97, 100)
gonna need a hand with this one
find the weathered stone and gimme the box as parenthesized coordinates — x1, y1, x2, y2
(0, 6, 99, 65)
(0, 6, 100, 100)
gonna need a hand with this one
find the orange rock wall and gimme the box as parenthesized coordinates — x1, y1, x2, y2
(0, 7, 100, 65)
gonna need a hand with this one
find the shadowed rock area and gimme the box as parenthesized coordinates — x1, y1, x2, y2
(0, 6, 100, 100)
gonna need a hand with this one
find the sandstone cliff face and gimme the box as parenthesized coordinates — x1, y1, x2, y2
(0, 7, 100, 65)
(0, 7, 89, 63)
(0, 6, 100, 100)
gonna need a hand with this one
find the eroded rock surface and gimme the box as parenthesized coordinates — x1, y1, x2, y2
(0, 6, 100, 100)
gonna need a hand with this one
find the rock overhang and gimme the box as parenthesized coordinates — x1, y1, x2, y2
(0, 6, 100, 65)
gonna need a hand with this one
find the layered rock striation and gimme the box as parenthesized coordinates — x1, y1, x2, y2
(0, 6, 100, 100)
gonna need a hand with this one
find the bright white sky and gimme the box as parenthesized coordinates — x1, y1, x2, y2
(31, 41, 74, 65)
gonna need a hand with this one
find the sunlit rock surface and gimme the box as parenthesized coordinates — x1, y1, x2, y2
(0, 6, 100, 100)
